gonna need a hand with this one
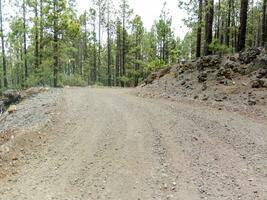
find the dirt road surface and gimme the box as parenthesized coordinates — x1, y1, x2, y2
(0, 88, 266, 200)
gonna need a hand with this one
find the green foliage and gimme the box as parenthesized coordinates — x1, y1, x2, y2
(59, 74, 87, 87)
(209, 39, 232, 54)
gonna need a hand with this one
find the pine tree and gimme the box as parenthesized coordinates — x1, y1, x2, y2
(0, 0, 7, 88)
(196, 0, 203, 58)
(204, 0, 214, 55)
(237, 0, 249, 51)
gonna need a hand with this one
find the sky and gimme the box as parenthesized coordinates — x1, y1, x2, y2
(76, 0, 189, 39)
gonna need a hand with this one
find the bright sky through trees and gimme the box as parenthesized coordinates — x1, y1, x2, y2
(76, 0, 188, 38)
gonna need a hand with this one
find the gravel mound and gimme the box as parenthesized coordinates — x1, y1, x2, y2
(0, 89, 62, 134)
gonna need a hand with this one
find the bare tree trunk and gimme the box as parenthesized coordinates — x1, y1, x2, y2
(237, 0, 248, 51)
(93, 20, 97, 83)
(107, 0, 111, 86)
(0, 0, 7, 88)
(262, 0, 267, 47)
(34, 0, 39, 74)
(122, 8, 126, 87)
(39, 0, 44, 85)
(23, 0, 28, 82)
(204, 0, 214, 56)
(115, 21, 121, 87)
(53, 0, 59, 87)
(226, 0, 231, 46)
(216, 0, 221, 41)
(196, 0, 203, 58)
(98, 3, 101, 82)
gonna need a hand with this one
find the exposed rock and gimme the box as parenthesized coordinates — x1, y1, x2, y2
(145, 72, 158, 84)
(7, 105, 17, 113)
(257, 68, 267, 78)
(198, 72, 208, 82)
(0, 100, 5, 113)
(181, 80, 186, 86)
(196, 55, 221, 70)
(3, 90, 21, 105)
(145, 67, 171, 85)
(202, 83, 208, 91)
(239, 47, 261, 64)
(251, 78, 265, 88)
(22, 87, 50, 98)
(248, 99, 257, 106)
(158, 67, 171, 78)
(202, 95, 209, 101)
(217, 67, 233, 79)
(229, 56, 237, 62)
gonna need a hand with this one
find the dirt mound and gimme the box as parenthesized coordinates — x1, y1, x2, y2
(137, 48, 267, 118)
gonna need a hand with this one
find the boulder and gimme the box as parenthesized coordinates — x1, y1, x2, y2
(242, 53, 267, 75)
(239, 47, 261, 64)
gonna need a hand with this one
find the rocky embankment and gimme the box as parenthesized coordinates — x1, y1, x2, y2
(0, 88, 61, 145)
(137, 48, 267, 119)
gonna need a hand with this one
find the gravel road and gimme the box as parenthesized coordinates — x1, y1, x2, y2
(0, 87, 266, 200)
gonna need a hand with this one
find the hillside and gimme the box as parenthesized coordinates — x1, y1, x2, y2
(137, 48, 267, 120)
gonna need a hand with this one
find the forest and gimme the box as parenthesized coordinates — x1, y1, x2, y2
(0, 0, 266, 89)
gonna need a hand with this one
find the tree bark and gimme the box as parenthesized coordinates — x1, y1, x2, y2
(34, 0, 39, 74)
(115, 21, 121, 87)
(39, 0, 44, 79)
(226, 0, 232, 46)
(107, 0, 111, 86)
(204, 0, 214, 56)
(237, 0, 248, 51)
(196, 0, 203, 58)
(0, 0, 7, 88)
(98, 2, 101, 82)
(216, 0, 221, 41)
(53, 0, 59, 87)
(262, 0, 267, 47)
(23, 0, 28, 81)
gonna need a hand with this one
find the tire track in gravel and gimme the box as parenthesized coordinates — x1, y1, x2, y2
(0, 87, 266, 200)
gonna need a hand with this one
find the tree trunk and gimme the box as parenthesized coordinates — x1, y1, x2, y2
(107, 0, 111, 86)
(134, 34, 140, 87)
(226, 0, 231, 46)
(196, 0, 203, 58)
(237, 0, 248, 51)
(0, 0, 7, 88)
(98, 2, 101, 82)
(53, 0, 59, 87)
(39, 0, 44, 85)
(23, 0, 28, 82)
(204, 0, 214, 56)
(121, 1, 126, 87)
(34, 0, 39, 74)
(262, 0, 267, 47)
(115, 21, 121, 87)
(93, 20, 97, 83)
(83, 12, 89, 84)
(216, 0, 221, 41)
